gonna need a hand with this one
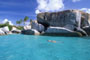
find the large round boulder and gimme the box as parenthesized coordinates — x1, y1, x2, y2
(24, 25, 31, 30)
(21, 29, 40, 35)
(11, 27, 21, 33)
(0, 29, 5, 35)
(31, 20, 45, 32)
(43, 27, 83, 37)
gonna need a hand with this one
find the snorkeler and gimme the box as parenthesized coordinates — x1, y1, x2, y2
(48, 40, 56, 43)
(48, 40, 64, 43)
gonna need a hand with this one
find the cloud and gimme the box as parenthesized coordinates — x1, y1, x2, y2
(72, 0, 81, 2)
(2, 19, 14, 25)
(35, 0, 64, 14)
(35, 10, 41, 14)
(80, 8, 90, 13)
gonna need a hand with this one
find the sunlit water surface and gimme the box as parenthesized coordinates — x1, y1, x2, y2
(0, 34, 90, 60)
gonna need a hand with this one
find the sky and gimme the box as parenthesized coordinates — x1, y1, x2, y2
(0, 0, 90, 25)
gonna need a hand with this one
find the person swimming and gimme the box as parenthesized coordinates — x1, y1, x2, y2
(48, 40, 56, 43)
(48, 40, 63, 43)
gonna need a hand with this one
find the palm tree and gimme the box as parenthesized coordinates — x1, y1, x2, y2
(30, 19, 33, 25)
(16, 19, 23, 26)
(16, 21, 21, 26)
(24, 16, 29, 25)
(20, 19, 23, 25)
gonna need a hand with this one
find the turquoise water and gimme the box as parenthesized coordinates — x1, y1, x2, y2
(0, 34, 90, 60)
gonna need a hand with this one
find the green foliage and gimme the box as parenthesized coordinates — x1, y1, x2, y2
(0, 16, 33, 31)
(30, 19, 33, 22)
(16, 26, 23, 30)
(16, 21, 20, 25)
(0, 22, 13, 31)
(16, 19, 23, 26)
(0, 21, 23, 31)
(8, 25, 13, 31)
(20, 19, 23, 23)
(0, 16, 32, 31)
(5, 21, 9, 25)
(0, 24, 6, 27)
(24, 16, 29, 22)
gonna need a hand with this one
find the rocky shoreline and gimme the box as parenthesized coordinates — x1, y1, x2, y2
(22, 10, 90, 37)
(0, 26, 21, 36)
(1, 10, 90, 37)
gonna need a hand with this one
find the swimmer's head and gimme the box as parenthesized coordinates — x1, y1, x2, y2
(48, 40, 56, 43)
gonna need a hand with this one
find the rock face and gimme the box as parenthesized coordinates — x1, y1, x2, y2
(37, 10, 90, 36)
(0, 29, 5, 35)
(1, 26, 9, 33)
(37, 10, 90, 29)
(24, 25, 31, 30)
(0, 26, 11, 35)
(31, 20, 45, 32)
(21, 20, 44, 35)
(82, 26, 90, 35)
(43, 27, 82, 37)
(11, 27, 21, 33)
(0, 26, 12, 35)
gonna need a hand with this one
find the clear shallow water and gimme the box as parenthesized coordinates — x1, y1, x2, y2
(0, 34, 90, 60)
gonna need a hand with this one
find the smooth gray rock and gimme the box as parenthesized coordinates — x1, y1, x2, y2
(11, 27, 21, 33)
(43, 27, 82, 37)
(31, 20, 45, 32)
(37, 10, 90, 29)
(0, 29, 5, 35)
(1, 26, 9, 33)
(24, 25, 31, 30)
(0, 26, 11, 35)
(21, 29, 40, 35)
(82, 26, 90, 35)
(37, 10, 90, 36)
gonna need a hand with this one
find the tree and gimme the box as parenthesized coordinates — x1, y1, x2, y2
(5, 21, 9, 25)
(24, 16, 29, 25)
(16, 19, 23, 26)
(16, 21, 21, 26)
(20, 19, 23, 25)
(30, 19, 33, 25)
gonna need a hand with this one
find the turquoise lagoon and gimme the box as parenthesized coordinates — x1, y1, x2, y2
(0, 34, 90, 60)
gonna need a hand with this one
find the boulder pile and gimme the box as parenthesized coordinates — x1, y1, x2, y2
(21, 10, 90, 37)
